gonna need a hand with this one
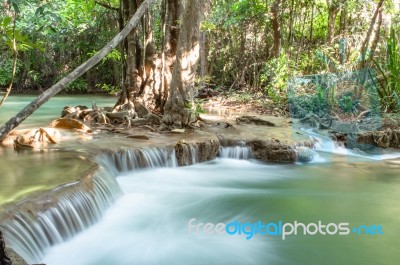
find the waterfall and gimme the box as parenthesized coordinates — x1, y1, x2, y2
(218, 146, 252, 159)
(0, 144, 215, 263)
(304, 129, 400, 161)
(99, 147, 178, 173)
(1, 147, 180, 263)
(0, 166, 121, 264)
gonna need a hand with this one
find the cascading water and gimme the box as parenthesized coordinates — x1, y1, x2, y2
(99, 147, 178, 173)
(0, 146, 190, 264)
(2, 135, 400, 265)
(0, 166, 121, 264)
(305, 129, 400, 161)
(218, 146, 252, 159)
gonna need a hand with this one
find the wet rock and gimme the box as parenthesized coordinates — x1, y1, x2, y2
(127, 135, 150, 140)
(6, 248, 28, 265)
(61, 106, 76, 118)
(175, 139, 220, 166)
(13, 128, 60, 150)
(295, 147, 316, 163)
(236, 116, 275, 127)
(50, 118, 92, 133)
(248, 140, 296, 163)
(357, 129, 400, 148)
(1, 230, 12, 265)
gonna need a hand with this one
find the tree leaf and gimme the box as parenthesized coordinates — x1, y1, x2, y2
(35, 6, 45, 16)
(10, 0, 20, 13)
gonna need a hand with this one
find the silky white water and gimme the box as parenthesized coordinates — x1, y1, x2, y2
(42, 157, 400, 265)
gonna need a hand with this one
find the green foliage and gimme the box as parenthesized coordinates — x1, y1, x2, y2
(261, 52, 292, 103)
(95, 83, 120, 95)
(184, 99, 206, 121)
(1, 0, 120, 92)
(1, 15, 36, 51)
(0, 58, 20, 86)
(289, 92, 330, 116)
(337, 91, 359, 113)
(229, 0, 267, 25)
(66, 78, 87, 93)
(88, 49, 121, 64)
(375, 26, 400, 112)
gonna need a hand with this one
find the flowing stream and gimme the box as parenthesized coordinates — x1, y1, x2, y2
(1, 96, 400, 265)
(40, 151, 400, 265)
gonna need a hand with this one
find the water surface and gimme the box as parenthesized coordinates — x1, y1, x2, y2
(43, 158, 400, 265)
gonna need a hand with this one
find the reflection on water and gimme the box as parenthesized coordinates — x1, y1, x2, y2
(0, 95, 116, 208)
(0, 95, 116, 128)
(0, 147, 94, 210)
(43, 158, 400, 265)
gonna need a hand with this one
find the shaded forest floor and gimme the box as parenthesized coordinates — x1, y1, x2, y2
(203, 91, 289, 117)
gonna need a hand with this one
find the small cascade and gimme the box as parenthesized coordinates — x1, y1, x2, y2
(99, 147, 178, 173)
(218, 146, 253, 159)
(1, 141, 220, 263)
(1, 166, 121, 264)
(305, 129, 400, 161)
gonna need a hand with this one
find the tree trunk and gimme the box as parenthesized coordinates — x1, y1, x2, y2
(114, 0, 181, 113)
(326, 0, 340, 44)
(199, 32, 208, 88)
(0, 0, 155, 142)
(339, 0, 347, 36)
(159, 0, 182, 110)
(288, 0, 295, 44)
(368, 6, 383, 63)
(310, 1, 315, 42)
(271, 0, 282, 58)
(360, 0, 385, 67)
(163, 0, 207, 127)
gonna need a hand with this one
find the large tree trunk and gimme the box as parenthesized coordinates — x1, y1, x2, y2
(0, 0, 155, 142)
(158, 0, 182, 111)
(163, 0, 207, 127)
(115, 0, 181, 113)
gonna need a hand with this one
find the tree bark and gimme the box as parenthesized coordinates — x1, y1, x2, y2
(360, 0, 385, 67)
(114, 0, 181, 113)
(288, 0, 295, 44)
(326, 0, 340, 44)
(160, 0, 182, 110)
(368, 7, 383, 62)
(163, 0, 207, 127)
(271, 0, 282, 58)
(0, 0, 155, 142)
